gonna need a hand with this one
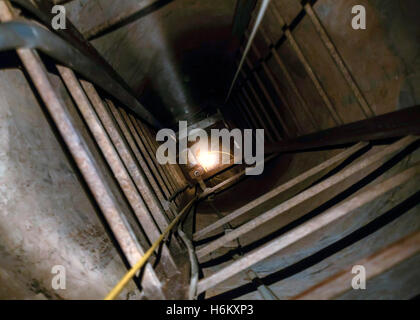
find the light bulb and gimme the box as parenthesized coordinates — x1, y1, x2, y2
(196, 151, 218, 171)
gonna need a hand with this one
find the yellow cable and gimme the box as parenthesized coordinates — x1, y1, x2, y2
(105, 197, 197, 300)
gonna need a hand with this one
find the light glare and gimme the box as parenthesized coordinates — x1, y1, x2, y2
(196, 151, 218, 171)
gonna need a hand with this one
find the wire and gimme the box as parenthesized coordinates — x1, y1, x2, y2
(104, 197, 197, 300)
(177, 203, 199, 300)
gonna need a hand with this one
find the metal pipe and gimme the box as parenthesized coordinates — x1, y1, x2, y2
(58, 69, 178, 274)
(118, 108, 172, 200)
(244, 6, 342, 126)
(247, 13, 319, 133)
(106, 100, 175, 220)
(225, 0, 271, 103)
(0, 19, 161, 128)
(10, 0, 143, 113)
(265, 105, 420, 154)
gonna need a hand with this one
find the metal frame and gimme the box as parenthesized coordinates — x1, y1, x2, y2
(265, 105, 420, 154)
(194, 141, 368, 241)
(303, 3, 374, 119)
(106, 100, 176, 220)
(196, 136, 418, 258)
(294, 230, 420, 299)
(197, 157, 420, 294)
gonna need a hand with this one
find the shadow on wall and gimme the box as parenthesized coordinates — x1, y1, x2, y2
(369, 0, 420, 109)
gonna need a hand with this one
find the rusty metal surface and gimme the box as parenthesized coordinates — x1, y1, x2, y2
(134, 117, 178, 195)
(241, 28, 302, 136)
(0, 65, 141, 299)
(62, 0, 174, 40)
(271, 5, 343, 126)
(265, 105, 420, 154)
(243, 56, 284, 140)
(0, 17, 160, 128)
(2, 0, 420, 300)
(231, 175, 420, 300)
(106, 100, 175, 220)
(131, 113, 179, 205)
(143, 123, 182, 191)
(194, 142, 367, 241)
(118, 108, 171, 200)
(196, 136, 418, 258)
(142, 122, 180, 192)
(294, 230, 420, 300)
(73, 78, 180, 276)
(225, 0, 271, 103)
(13, 48, 164, 298)
(269, 46, 317, 133)
(252, 47, 302, 135)
(0, 0, 165, 295)
(249, 25, 318, 132)
(303, 3, 374, 119)
(78, 81, 169, 233)
(247, 57, 291, 138)
(197, 159, 420, 294)
(230, 0, 420, 142)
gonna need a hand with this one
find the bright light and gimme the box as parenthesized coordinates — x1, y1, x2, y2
(196, 151, 219, 171)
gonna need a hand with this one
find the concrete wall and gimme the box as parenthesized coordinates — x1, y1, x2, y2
(0, 64, 139, 299)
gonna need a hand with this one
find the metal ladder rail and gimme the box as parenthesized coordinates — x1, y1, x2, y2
(197, 153, 420, 294)
(194, 141, 368, 241)
(196, 136, 418, 258)
(0, 0, 184, 298)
